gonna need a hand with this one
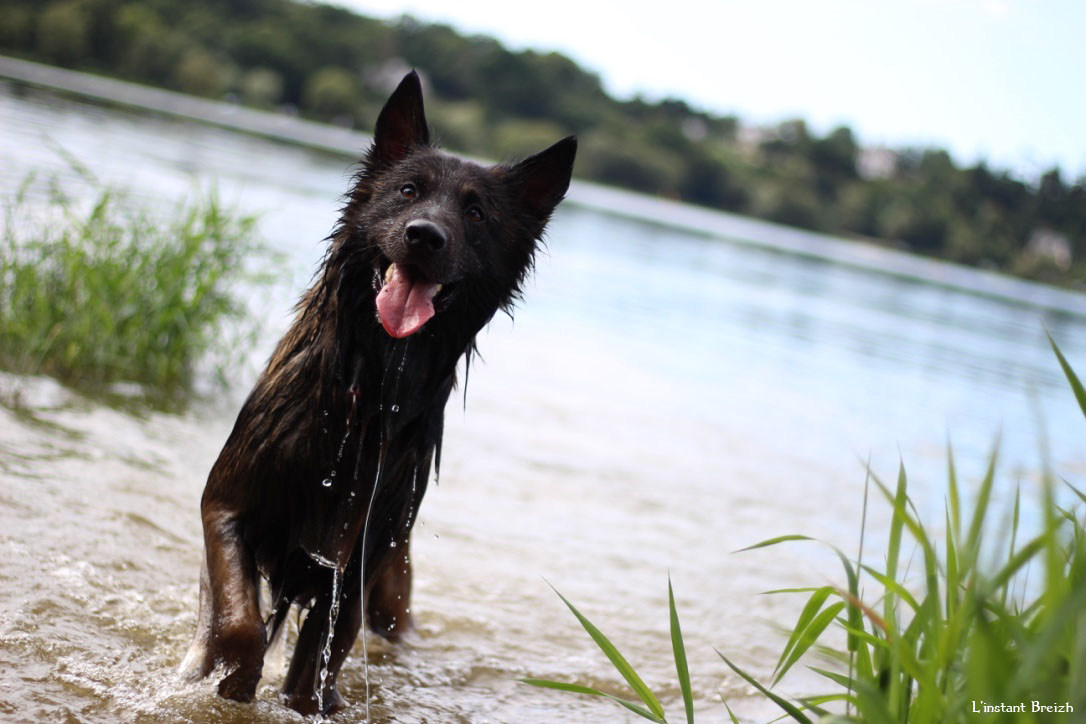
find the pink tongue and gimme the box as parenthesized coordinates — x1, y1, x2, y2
(376, 264, 440, 338)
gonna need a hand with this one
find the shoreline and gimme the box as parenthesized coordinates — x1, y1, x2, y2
(3, 54, 1084, 316)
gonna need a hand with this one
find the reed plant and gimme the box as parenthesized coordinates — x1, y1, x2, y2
(0, 167, 273, 404)
(524, 335, 1086, 722)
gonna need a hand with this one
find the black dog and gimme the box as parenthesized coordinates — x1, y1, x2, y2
(180, 71, 575, 715)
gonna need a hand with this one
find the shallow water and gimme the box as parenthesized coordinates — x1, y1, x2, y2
(3, 81, 1086, 722)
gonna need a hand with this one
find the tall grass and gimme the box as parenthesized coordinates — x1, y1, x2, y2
(0, 168, 273, 404)
(524, 336, 1086, 722)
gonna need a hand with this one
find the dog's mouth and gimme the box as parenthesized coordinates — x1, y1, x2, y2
(373, 262, 445, 338)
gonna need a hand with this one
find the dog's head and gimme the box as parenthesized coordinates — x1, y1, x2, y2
(349, 72, 576, 339)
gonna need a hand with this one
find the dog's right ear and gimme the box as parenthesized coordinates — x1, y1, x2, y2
(370, 71, 430, 167)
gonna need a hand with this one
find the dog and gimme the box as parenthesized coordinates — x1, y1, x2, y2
(179, 71, 576, 715)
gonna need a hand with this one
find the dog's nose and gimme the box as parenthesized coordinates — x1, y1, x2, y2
(404, 219, 447, 252)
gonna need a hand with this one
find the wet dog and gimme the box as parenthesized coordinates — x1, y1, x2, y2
(180, 71, 576, 714)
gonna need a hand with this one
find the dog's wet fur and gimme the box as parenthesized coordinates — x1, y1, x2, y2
(180, 71, 576, 715)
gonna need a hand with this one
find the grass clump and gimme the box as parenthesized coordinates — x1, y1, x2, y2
(526, 336, 1086, 722)
(0, 169, 272, 403)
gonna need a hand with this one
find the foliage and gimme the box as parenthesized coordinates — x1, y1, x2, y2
(524, 339, 1086, 721)
(2, 0, 1085, 285)
(0, 168, 273, 404)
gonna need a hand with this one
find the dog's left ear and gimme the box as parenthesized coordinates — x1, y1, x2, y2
(370, 71, 431, 167)
(508, 136, 577, 226)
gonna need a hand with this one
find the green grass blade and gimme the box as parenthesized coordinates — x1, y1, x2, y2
(1066, 479, 1086, 506)
(1048, 331, 1086, 418)
(964, 443, 999, 568)
(774, 587, 832, 678)
(773, 602, 846, 686)
(859, 565, 922, 612)
(668, 576, 694, 724)
(719, 691, 741, 724)
(883, 463, 907, 629)
(947, 440, 961, 543)
(833, 546, 862, 654)
(810, 668, 895, 724)
(518, 679, 666, 722)
(715, 650, 813, 723)
(735, 534, 814, 552)
(548, 584, 666, 720)
(945, 505, 960, 621)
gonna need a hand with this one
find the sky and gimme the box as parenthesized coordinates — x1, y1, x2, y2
(331, 0, 1086, 181)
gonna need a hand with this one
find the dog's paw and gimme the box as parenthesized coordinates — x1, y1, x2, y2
(280, 686, 347, 716)
(217, 666, 262, 703)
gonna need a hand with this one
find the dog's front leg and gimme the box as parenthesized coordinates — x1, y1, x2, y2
(366, 541, 413, 640)
(198, 506, 266, 702)
(281, 562, 363, 715)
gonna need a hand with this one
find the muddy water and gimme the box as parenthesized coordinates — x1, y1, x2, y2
(3, 82, 1086, 722)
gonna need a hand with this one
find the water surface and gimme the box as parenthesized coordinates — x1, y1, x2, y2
(3, 82, 1086, 722)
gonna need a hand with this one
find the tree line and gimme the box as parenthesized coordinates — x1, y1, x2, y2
(2, 0, 1084, 286)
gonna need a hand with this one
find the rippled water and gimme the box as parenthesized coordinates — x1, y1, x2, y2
(3, 81, 1086, 722)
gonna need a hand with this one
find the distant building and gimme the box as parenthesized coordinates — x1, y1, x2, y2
(1026, 228, 1073, 270)
(858, 147, 898, 180)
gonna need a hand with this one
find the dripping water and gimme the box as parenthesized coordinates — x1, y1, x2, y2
(355, 337, 410, 721)
(315, 564, 342, 714)
(310, 378, 364, 713)
(358, 438, 385, 723)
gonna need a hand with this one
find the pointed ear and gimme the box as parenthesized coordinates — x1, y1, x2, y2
(508, 136, 577, 223)
(370, 71, 430, 167)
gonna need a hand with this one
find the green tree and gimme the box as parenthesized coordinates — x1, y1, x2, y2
(302, 66, 360, 122)
(240, 67, 284, 108)
(36, 1, 89, 66)
(0, 6, 34, 51)
(173, 46, 233, 98)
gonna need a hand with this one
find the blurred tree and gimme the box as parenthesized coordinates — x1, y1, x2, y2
(396, 20, 479, 100)
(492, 119, 567, 160)
(113, 4, 185, 84)
(678, 156, 749, 211)
(764, 178, 822, 230)
(0, 5, 34, 51)
(809, 125, 858, 199)
(578, 132, 682, 195)
(302, 66, 361, 122)
(173, 46, 234, 98)
(240, 67, 284, 108)
(2, 0, 1080, 286)
(36, 1, 89, 66)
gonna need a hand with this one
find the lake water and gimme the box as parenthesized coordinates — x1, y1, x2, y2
(3, 79, 1086, 722)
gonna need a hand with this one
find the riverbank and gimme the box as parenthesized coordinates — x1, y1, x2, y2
(3, 54, 1084, 316)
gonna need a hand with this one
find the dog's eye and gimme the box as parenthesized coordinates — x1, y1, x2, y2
(400, 184, 417, 199)
(466, 205, 484, 223)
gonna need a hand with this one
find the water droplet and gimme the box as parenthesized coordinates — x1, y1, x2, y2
(321, 478, 333, 487)
(330, 470, 337, 478)
(389, 541, 397, 548)
(323, 409, 329, 417)
(390, 404, 400, 412)
(322, 427, 328, 434)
